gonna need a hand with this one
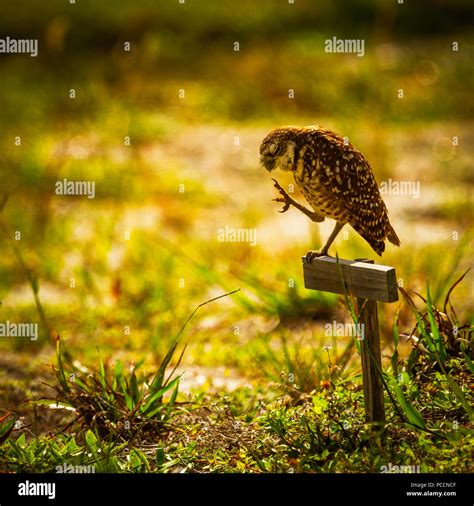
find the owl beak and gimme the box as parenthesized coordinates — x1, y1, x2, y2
(260, 155, 276, 172)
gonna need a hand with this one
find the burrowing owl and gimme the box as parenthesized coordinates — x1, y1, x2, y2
(259, 126, 400, 261)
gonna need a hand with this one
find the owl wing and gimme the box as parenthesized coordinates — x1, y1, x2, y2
(312, 131, 389, 251)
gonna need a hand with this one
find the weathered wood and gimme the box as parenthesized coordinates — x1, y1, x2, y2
(302, 255, 398, 302)
(357, 297, 385, 423)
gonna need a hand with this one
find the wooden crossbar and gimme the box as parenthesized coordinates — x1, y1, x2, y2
(303, 256, 398, 303)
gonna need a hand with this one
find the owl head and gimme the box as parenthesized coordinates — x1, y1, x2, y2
(259, 126, 301, 172)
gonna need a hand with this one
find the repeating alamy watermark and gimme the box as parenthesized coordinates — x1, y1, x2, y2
(0, 321, 38, 341)
(217, 226, 257, 246)
(325, 320, 365, 340)
(55, 179, 95, 199)
(380, 462, 421, 473)
(0, 36, 38, 57)
(55, 463, 96, 473)
(379, 179, 420, 199)
(325, 37, 365, 57)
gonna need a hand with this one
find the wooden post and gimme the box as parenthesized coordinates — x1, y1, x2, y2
(303, 256, 398, 423)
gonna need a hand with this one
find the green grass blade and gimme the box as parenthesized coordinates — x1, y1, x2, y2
(163, 378, 180, 421)
(393, 384, 426, 429)
(426, 283, 447, 362)
(141, 376, 180, 416)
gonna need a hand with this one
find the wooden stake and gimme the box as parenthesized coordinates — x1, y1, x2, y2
(357, 297, 385, 423)
(303, 256, 398, 423)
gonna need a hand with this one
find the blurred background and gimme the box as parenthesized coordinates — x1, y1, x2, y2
(0, 0, 472, 402)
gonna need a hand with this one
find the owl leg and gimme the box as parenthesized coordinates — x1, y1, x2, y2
(271, 178, 324, 222)
(305, 222, 344, 263)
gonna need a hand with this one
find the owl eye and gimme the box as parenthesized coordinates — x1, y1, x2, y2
(268, 143, 278, 155)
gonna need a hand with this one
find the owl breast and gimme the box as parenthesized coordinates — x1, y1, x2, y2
(294, 158, 349, 222)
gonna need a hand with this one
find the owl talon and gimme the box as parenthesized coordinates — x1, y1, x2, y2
(271, 178, 285, 192)
(272, 179, 290, 198)
(305, 250, 326, 263)
(272, 197, 290, 213)
(271, 178, 294, 213)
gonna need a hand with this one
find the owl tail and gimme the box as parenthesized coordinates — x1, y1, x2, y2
(386, 223, 401, 247)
